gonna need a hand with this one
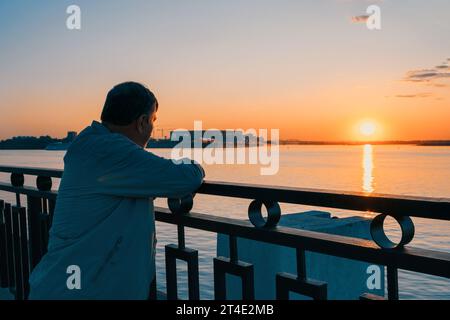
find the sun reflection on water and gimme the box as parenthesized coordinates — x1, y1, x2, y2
(363, 144, 374, 194)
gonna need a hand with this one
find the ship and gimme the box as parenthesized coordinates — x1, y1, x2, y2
(147, 138, 213, 149)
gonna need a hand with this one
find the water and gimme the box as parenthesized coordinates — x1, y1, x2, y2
(0, 145, 449, 299)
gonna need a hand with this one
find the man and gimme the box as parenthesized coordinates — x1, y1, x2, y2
(29, 82, 205, 299)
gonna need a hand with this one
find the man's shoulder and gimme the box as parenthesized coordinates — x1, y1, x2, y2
(65, 122, 138, 162)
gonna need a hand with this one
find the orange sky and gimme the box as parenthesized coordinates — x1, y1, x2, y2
(1, 1, 449, 141)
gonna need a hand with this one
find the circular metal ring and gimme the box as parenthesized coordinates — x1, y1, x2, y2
(10, 173, 24, 188)
(248, 199, 281, 228)
(370, 214, 415, 249)
(168, 195, 194, 215)
(36, 176, 52, 191)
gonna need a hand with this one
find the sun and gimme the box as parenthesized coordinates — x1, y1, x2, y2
(359, 121, 377, 137)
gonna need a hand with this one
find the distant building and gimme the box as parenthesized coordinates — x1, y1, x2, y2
(64, 131, 78, 142)
(169, 130, 262, 147)
(46, 131, 78, 150)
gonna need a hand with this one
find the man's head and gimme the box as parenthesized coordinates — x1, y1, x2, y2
(101, 82, 158, 147)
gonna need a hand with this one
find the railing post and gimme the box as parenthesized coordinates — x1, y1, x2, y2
(165, 245, 178, 299)
(148, 233, 158, 300)
(39, 199, 50, 256)
(387, 265, 399, 300)
(0, 200, 9, 288)
(165, 244, 200, 300)
(213, 235, 255, 300)
(36, 176, 53, 257)
(4, 203, 15, 290)
(165, 196, 200, 300)
(48, 198, 56, 229)
(213, 255, 255, 300)
(275, 247, 327, 300)
(18, 206, 31, 299)
(12, 206, 24, 300)
(27, 195, 43, 270)
(10, 173, 24, 207)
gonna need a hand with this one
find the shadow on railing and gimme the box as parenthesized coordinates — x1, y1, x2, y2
(0, 165, 449, 300)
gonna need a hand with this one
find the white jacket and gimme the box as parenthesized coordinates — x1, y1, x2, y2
(28, 121, 204, 299)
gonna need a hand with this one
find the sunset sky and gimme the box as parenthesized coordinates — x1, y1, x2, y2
(1, 0, 449, 141)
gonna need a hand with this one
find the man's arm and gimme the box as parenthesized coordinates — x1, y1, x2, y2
(92, 140, 205, 199)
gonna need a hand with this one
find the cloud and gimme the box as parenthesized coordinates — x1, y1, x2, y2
(394, 93, 433, 98)
(398, 59, 449, 99)
(428, 83, 448, 88)
(404, 68, 450, 82)
(351, 15, 369, 23)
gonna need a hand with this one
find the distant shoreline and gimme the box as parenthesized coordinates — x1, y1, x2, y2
(1, 140, 450, 150)
(270, 140, 450, 146)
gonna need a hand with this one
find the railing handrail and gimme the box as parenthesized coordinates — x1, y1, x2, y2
(1, 165, 449, 220)
(0, 166, 63, 178)
(0, 182, 57, 200)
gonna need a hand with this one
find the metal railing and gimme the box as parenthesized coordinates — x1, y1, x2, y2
(0, 165, 449, 300)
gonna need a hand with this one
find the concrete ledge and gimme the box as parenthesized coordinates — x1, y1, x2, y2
(217, 211, 385, 300)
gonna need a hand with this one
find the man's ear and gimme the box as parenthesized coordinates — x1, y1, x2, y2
(136, 114, 146, 134)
